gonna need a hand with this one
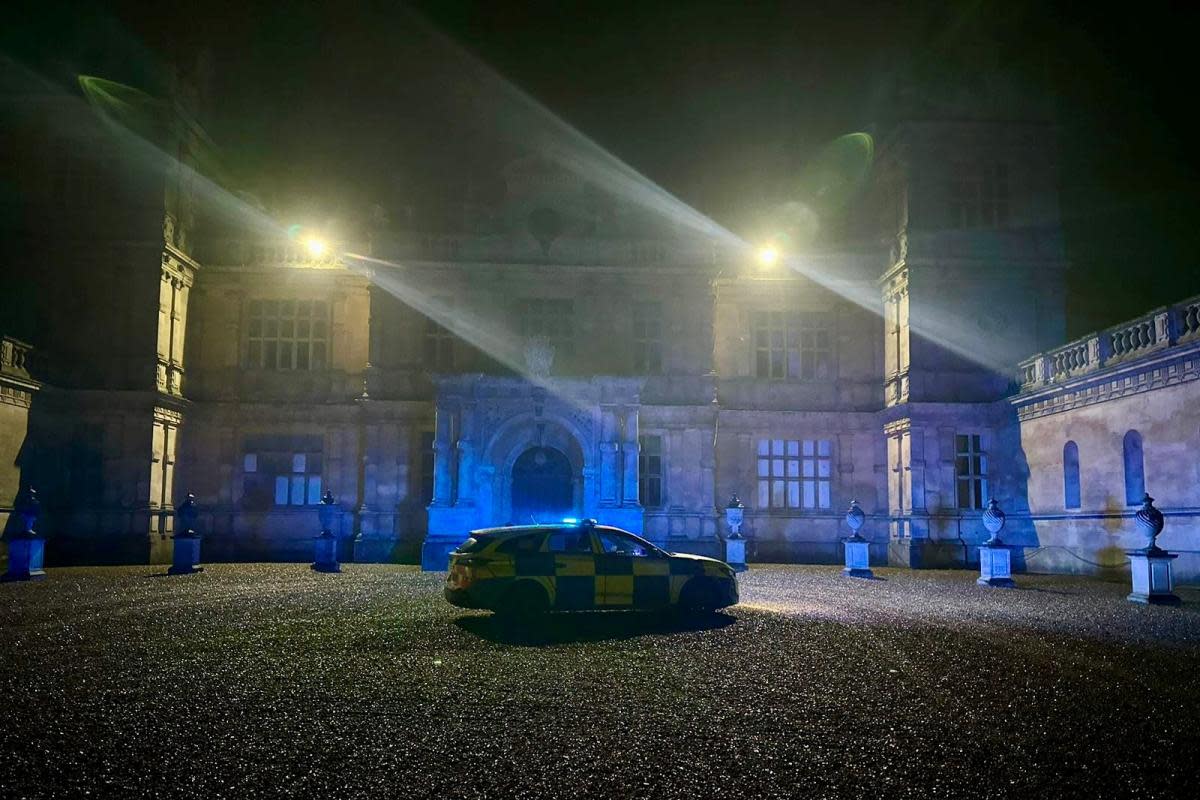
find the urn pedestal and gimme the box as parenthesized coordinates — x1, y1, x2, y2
(168, 535, 202, 575)
(1126, 550, 1180, 606)
(312, 535, 341, 573)
(977, 544, 1015, 588)
(976, 499, 1015, 588)
(1126, 495, 1180, 605)
(842, 540, 873, 578)
(2, 537, 46, 582)
(724, 538, 747, 572)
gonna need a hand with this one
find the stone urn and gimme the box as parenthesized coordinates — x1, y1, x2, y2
(723, 495, 747, 571)
(176, 493, 199, 537)
(844, 499, 866, 542)
(1133, 494, 1165, 553)
(982, 498, 1006, 545)
(841, 499, 872, 578)
(318, 490, 337, 537)
(17, 485, 40, 536)
(313, 491, 341, 573)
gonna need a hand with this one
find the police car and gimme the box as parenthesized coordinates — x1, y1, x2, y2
(444, 519, 738, 615)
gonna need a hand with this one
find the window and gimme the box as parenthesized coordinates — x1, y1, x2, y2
(1063, 441, 1081, 510)
(423, 298, 455, 371)
(1123, 430, 1145, 506)
(639, 435, 664, 507)
(954, 434, 988, 510)
(423, 318, 455, 370)
(756, 438, 832, 510)
(242, 435, 323, 509)
(547, 529, 593, 554)
(632, 302, 663, 374)
(596, 530, 652, 557)
(247, 299, 329, 370)
(753, 312, 832, 380)
(497, 533, 546, 555)
(519, 299, 574, 355)
(948, 162, 1009, 229)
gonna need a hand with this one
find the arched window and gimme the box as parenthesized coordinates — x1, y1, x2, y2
(1063, 441, 1081, 510)
(1123, 430, 1145, 506)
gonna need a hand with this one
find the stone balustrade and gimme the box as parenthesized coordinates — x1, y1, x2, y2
(0, 337, 33, 380)
(205, 233, 723, 270)
(1018, 294, 1200, 390)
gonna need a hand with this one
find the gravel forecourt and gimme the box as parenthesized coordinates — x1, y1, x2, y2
(2, 564, 1198, 799)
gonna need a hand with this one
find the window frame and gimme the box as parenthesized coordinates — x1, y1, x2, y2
(954, 433, 988, 511)
(752, 311, 833, 381)
(632, 301, 664, 375)
(1122, 430, 1146, 507)
(756, 438, 833, 511)
(947, 161, 1010, 230)
(1063, 440, 1081, 510)
(638, 434, 665, 508)
(246, 298, 330, 371)
(242, 435, 324, 508)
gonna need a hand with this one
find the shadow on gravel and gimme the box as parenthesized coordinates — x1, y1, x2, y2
(455, 610, 736, 646)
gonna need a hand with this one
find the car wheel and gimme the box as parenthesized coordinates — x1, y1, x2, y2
(678, 577, 720, 612)
(496, 581, 549, 619)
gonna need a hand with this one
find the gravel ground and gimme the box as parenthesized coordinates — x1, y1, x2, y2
(1, 564, 1198, 799)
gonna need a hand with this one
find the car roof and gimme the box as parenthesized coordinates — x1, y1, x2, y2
(468, 524, 572, 538)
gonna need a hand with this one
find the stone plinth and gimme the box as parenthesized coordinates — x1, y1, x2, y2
(977, 544, 1015, 588)
(724, 538, 747, 572)
(842, 539, 873, 578)
(2, 537, 46, 582)
(312, 535, 341, 573)
(167, 536, 202, 575)
(1127, 550, 1180, 605)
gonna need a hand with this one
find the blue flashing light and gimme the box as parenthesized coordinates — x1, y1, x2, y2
(561, 517, 579, 524)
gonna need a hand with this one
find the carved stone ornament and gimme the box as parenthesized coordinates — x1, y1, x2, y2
(1134, 494, 1165, 552)
(523, 335, 555, 377)
(844, 499, 866, 540)
(982, 498, 1006, 544)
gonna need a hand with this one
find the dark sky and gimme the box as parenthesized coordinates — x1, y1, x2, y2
(8, 0, 1200, 335)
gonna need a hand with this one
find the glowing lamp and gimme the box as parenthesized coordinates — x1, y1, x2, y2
(303, 236, 328, 258)
(756, 245, 779, 268)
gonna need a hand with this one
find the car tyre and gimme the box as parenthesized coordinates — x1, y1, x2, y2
(678, 577, 720, 613)
(495, 581, 549, 620)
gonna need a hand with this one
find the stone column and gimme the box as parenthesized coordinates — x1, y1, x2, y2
(621, 407, 640, 506)
(599, 406, 620, 505)
(456, 442, 475, 506)
(431, 406, 454, 506)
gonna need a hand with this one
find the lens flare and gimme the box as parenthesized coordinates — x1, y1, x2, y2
(303, 236, 328, 258)
(757, 246, 780, 268)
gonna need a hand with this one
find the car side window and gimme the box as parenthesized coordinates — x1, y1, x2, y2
(497, 533, 545, 555)
(547, 530, 594, 554)
(596, 531, 650, 557)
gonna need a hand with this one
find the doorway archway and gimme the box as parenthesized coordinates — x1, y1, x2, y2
(510, 446, 574, 525)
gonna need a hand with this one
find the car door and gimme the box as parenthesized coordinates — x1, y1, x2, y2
(595, 528, 668, 608)
(546, 528, 599, 610)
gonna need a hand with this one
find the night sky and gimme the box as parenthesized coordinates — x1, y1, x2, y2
(6, 1, 1200, 336)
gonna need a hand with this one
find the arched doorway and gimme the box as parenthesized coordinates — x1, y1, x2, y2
(510, 446, 574, 525)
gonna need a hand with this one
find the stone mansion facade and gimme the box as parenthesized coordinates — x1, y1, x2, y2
(2, 85, 1198, 581)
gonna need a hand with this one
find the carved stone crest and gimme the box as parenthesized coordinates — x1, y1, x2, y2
(523, 335, 555, 377)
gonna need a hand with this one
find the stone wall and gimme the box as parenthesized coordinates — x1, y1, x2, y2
(1011, 298, 1200, 582)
